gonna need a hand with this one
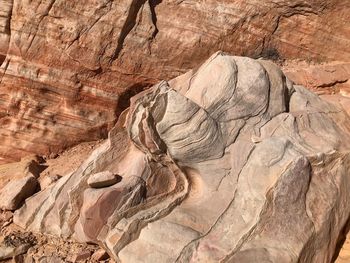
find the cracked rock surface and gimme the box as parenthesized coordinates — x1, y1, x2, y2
(12, 52, 350, 262)
(0, 0, 349, 163)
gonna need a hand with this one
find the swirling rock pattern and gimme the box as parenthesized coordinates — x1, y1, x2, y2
(13, 53, 350, 262)
(0, 0, 349, 163)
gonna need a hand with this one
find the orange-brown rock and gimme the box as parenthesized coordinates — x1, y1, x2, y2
(283, 61, 350, 116)
(283, 62, 350, 95)
(0, 0, 349, 163)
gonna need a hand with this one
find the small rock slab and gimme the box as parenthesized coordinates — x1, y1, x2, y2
(87, 171, 120, 188)
(91, 248, 110, 261)
(0, 176, 38, 210)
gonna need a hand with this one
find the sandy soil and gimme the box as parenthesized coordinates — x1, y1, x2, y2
(41, 140, 105, 179)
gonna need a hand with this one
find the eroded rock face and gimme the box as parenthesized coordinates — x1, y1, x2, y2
(283, 61, 350, 118)
(284, 62, 350, 95)
(13, 52, 350, 262)
(0, 0, 349, 163)
(0, 0, 12, 64)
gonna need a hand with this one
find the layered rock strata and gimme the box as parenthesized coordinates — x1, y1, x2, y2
(13, 52, 350, 262)
(1, 0, 349, 162)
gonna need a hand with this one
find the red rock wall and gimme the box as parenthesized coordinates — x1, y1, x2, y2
(0, 0, 349, 163)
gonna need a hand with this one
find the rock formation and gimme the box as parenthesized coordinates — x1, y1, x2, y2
(0, 0, 349, 163)
(284, 62, 350, 95)
(13, 52, 350, 262)
(284, 61, 350, 119)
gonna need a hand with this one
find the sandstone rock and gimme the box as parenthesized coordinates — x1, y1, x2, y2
(283, 61, 350, 118)
(38, 174, 61, 190)
(12, 254, 24, 263)
(0, 244, 31, 260)
(321, 94, 350, 117)
(69, 251, 91, 262)
(0, 156, 46, 189)
(13, 53, 350, 262)
(284, 62, 350, 95)
(1, 210, 13, 222)
(2, 218, 13, 228)
(336, 231, 350, 263)
(0, 176, 38, 210)
(23, 256, 34, 263)
(91, 249, 109, 261)
(0, 0, 12, 64)
(74, 176, 146, 243)
(0, 0, 349, 163)
(20, 155, 45, 165)
(87, 171, 120, 189)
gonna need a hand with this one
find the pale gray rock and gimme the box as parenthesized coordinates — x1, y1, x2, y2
(13, 52, 350, 263)
(87, 171, 120, 189)
(0, 176, 38, 210)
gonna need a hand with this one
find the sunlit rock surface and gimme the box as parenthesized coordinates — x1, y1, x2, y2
(1, 0, 349, 163)
(12, 52, 350, 262)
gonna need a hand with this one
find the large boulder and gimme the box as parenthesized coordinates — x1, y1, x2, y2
(0, 175, 38, 210)
(14, 52, 350, 262)
(0, 155, 44, 185)
(0, 0, 349, 163)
